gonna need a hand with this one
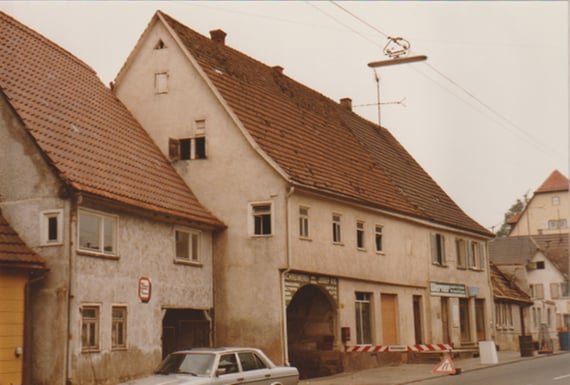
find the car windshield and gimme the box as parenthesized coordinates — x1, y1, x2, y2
(155, 352, 215, 376)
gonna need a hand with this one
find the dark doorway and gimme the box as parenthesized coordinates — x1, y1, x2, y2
(459, 299, 471, 343)
(413, 296, 423, 344)
(162, 309, 210, 358)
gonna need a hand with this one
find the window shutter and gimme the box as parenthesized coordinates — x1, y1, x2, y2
(169, 138, 180, 161)
(550, 283, 560, 299)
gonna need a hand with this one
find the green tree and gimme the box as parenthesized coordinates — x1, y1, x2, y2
(495, 193, 529, 237)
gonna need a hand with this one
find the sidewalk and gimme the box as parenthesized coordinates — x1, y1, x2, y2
(299, 350, 569, 385)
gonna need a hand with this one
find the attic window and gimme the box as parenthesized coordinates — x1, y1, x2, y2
(536, 261, 545, 270)
(169, 120, 207, 161)
(155, 72, 169, 94)
(154, 39, 167, 49)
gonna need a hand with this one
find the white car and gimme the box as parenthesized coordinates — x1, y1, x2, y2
(120, 347, 299, 385)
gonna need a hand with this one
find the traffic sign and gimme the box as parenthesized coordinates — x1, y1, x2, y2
(432, 355, 456, 375)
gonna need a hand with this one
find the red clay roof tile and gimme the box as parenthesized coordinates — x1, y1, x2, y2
(0, 11, 222, 228)
(0, 211, 46, 269)
(160, 11, 490, 236)
(535, 169, 568, 194)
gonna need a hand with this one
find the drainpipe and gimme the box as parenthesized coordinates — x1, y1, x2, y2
(23, 269, 47, 385)
(65, 194, 79, 384)
(281, 185, 295, 366)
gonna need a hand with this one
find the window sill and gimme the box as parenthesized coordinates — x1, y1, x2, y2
(40, 241, 63, 247)
(376, 251, 385, 255)
(432, 262, 448, 268)
(333, 242, 344, 246)
(174, 259, 203, 267)
(81, 348, 101, 354)
(357, 247, 367, 252)
(299, 236, 312, 241)
(77, 250, 119, 260)
(111, 347, 128, 352)
(251, 234, 273, 238)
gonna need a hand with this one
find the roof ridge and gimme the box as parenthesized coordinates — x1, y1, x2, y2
(0, 10, 96, 76)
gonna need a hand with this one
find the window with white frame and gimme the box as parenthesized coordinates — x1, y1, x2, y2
(355, 292, 372, 345)
(40, 209, 63, 245)
(175, 229, 200, 262)
(548, 219, 568, 230)
(299, 207, 309, 238)
(251, 203, 272, 236)
(169, 120, 207, 161)
(430, 233, 446, 265)
(155, 72, 168, 94)
(552, 196, 560, 206)
(332, 214, 342, 244)
(375, 225, 383, 253)
(112, 306, 127, 349)
(356, 221, 365, 249)
(78, 210, 117, 256)
(81, 305, 100, 352)
(455, 238, 467, 268)
(495, 303, 513, 330)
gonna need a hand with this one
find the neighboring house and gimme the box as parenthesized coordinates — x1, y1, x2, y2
(489, 262, 532, 351)
(509, 170, 568, 236)
(489, 234, 569, 348)
(0, 211, 47, 385)
(114, 11, 494, 376)
(0, 11, 223, 385)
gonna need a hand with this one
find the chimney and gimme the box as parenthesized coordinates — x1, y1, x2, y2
(272, 65, 284, 75)
(209, 29, 227, 45)
(340, 97, 352, 111)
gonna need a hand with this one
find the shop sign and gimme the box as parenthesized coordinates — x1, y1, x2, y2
(139, 276, 152, 303)
(430, 282, 467, 297)
(284, 272, 338, 305)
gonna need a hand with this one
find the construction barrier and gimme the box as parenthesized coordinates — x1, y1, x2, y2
(346, 343, 453, 353)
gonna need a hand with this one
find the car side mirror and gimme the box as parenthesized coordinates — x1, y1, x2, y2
(215, 368, 227, 377)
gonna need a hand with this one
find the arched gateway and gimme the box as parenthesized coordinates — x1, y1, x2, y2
(284, 273, 341, 378)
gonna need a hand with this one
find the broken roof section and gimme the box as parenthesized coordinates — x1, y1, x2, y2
(154, 11, 491, 237)
(0, 11, 222, 228)
(0, 211, 46, 271)
(490, 263, 532, 305)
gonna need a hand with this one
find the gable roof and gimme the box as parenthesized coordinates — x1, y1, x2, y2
(0, 211, 46, 270)
(532, 233, 568, 279)
(535, 169, 569, 194)
(490, 263, 532, 305)
(154, 11, 490, 237)
(489, 234, 569, 279)
(0, 12, 222, 228)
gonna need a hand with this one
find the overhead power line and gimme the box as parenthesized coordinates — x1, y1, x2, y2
(327, 0, 565, 162)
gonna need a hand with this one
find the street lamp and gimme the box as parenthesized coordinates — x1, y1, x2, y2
(367, 37, 427, 125)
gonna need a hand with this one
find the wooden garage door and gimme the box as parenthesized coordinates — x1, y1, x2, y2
(381, 294, 398, 345)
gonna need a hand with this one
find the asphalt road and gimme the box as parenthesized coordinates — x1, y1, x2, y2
(407, 353, 570, 385)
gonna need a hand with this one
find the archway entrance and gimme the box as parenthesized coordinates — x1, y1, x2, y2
(286, 284, 340, 378)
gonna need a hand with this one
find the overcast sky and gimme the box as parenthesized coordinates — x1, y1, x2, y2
(1, 1, 567, 231)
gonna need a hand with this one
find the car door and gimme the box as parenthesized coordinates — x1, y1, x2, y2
(237, 351, 273, 385)
(216, 353, 245, 385)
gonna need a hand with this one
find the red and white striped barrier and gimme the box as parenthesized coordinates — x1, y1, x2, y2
(346, 343, 453, 353)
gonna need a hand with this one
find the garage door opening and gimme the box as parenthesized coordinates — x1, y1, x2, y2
(162, 309, 210, 358)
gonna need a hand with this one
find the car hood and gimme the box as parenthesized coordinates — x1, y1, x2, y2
(120, 374, 212, 385)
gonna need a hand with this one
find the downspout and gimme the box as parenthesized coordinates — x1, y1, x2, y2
(66, 193, 79, 384)
(23, 269, 47, 385)
(281, 185, 295, 366)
